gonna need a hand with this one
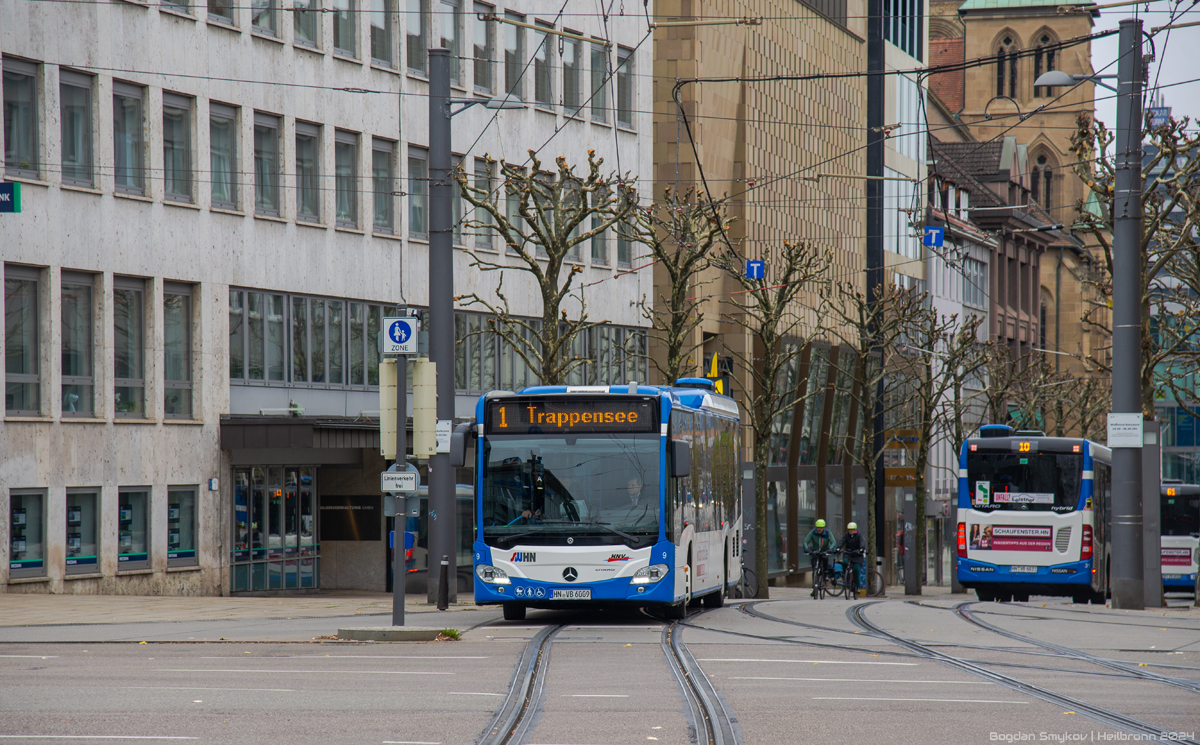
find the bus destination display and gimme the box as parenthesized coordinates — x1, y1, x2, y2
(486, 398, 657, 434)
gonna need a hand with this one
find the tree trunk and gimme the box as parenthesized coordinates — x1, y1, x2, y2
(753, 432, 771, 598)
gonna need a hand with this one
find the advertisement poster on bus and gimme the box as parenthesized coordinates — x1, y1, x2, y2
(992, 491, 1055, 505)
(969, 525, 1053, 551)
(1161, 547, 1192, 566)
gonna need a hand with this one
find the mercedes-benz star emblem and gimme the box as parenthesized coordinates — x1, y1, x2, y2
(562, 567, 578, 582)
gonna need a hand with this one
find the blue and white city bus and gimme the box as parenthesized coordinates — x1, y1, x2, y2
(1160, 481, 1199, 592)
(957, 425, 1111, 603)
(457, 380, 741, 620)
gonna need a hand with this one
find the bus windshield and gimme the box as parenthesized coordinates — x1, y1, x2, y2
(1162, 494, 1200, 537)
(480, 433, 661, 549)
(966, 452, 1083, 514)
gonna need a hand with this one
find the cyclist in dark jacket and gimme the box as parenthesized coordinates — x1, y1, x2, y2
(837, 522, 867, 596)
(803, 519, 836, 598)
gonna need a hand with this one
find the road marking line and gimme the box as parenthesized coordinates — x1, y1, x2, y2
(698, 658, 918, 666)
(382, 741, 442, 744)
(154, 668, 453, 675)
(0, 655, 58, 658)
(0, 737, 199, 740)
(202, 655, 488, 659)
(447, 692, 505, 696)
(120, 686, 297, 692)
(563, 694, 631, 697)
(731, 677, 992, 684)
(813, 696, 1028, 704)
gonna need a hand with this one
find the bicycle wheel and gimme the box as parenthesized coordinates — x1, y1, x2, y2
(868, 569, 886, 597)
(741, 567, 760, 599)
(816, 568, 826, 599)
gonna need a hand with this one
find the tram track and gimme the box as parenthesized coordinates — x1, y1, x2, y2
(848, 601, 1200, 744)
(953, 601, 1200, 695)
(476, 609, 741, 745)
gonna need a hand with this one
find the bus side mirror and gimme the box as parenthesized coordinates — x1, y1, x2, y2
(670, 439, 691, 478)
(449, 423, 474, 468)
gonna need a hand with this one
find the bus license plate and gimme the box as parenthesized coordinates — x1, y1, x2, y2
(552, 589, 591, 600)
(1010, 565, 1038, 574)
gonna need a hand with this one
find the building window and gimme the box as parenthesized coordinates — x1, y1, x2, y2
(59, 70, 94, 188)
(208, 0, 234, 23)
(4, 265, 40, 414)
(334, 0, 357, 56)
(168, 487, 198, 566)
(590, 214, 606, 264)
(163, 93, 194, 202)
(229, 289, 286, 383)
(254, 113, 280, 215)
(616, 47, 633, 128)
(3, 58, 39, 177)
(293, 0, 320, 47)
(590, 42, 608, 123)
(533, 21, 553, 107)
(296, 121, 321, 222)
(474, 158, 493, 249)
(61, 272, 94, 416)
(504, 12, 524, 99)
(407, 0, 428, 74)
(113, 82, 145, 194)
(372, 138, 396, 233)
(118, 488, 150, 570)
(253, 0, 277, 35)
(66, 489, 99, 575)
(370, 0, 395, 65)
(164, 284, 193, 419)
(408, 146, 428, 237)
(335, 130, 359, 227)
(616, 224, 632, 266)
(1034, 34, 1056, 98)
(884, 0, 923, 60)
(473, 3, 493, 93)
(230, 466, 319, 591)
(1031, 154, 1053, 211)
(9, 490, 46, 578)
(963, 256, 987, 310)
(562, 35, 580, 115)
(114, 277, 146, 416)
(161, 0, 191, 13)
(209, 102, 238, 209)
(440, 0, 462, 86)
(996, 36, 1018, 99)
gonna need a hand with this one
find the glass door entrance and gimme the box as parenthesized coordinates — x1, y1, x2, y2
(231, 466, 318, 591)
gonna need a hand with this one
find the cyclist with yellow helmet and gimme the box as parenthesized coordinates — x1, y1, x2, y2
(803, 519, 836, 598)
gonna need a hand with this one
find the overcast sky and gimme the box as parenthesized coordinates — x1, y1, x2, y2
(1090, 5, 1200, 131)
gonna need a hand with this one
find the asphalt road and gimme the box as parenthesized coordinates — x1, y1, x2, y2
(1, 595, 1197, 745)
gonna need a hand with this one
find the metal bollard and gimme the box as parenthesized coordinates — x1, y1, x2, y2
(437, 555, 449, 611)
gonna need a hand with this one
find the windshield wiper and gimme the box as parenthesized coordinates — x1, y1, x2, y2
(586, 521, 640, 544)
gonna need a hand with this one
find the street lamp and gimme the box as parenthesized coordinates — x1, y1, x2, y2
(1033, 70, 1118, 93)
(425, 48, 525, 608)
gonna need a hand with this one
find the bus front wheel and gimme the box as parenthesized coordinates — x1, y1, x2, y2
(503, 604, 526, 621)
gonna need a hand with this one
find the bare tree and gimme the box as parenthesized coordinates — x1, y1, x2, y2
(629, 188, 733, 384)
(718, 241, 831, 598)
(828, 282, 928, 590)
(455, 150, 637, 385)
(904, 310, 988, 593)
(1069, 113, 1200, 415)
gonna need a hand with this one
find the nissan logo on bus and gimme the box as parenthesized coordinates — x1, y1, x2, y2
(562, 567, 578, 582)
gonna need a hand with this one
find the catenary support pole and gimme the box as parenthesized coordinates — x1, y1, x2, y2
(393, 356, 408, 626)
(866, 0, 887, 568)
(1110, 18, 1145, 610)
(427, 48, 457, 606)
(1142, 422, 1162, 607)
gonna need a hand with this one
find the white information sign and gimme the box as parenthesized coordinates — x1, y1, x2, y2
(436, 420, 452, 453)
(382, 316, 418, 355)
(1107, 412, 1143, 448)
(381, 471, 418, 493)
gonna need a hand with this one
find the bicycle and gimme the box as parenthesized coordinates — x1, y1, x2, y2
(739, 567, 760, 599)
(807, 550, 834, 599)
(837, 549, 866, 599)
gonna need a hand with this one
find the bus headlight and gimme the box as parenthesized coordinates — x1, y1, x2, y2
(631, 564, 669, 584)
(476, 564, 511, 585)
